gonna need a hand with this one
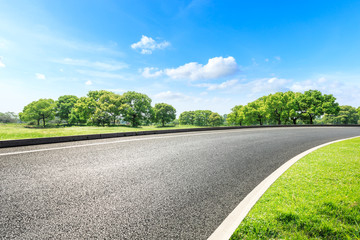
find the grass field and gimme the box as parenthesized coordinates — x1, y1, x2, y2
(0, 123, 208, 140)
(231, 137, 360, 240)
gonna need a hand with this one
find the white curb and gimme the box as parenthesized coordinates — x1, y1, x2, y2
(208, 136, 360, 240)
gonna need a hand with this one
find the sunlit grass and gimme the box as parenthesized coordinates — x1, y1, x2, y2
(231, 137, 360, 239)
(0, 123, 210, 140)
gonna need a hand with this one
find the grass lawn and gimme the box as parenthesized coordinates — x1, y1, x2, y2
(0, 123, 209, 140)
(231, 137, 360, 240)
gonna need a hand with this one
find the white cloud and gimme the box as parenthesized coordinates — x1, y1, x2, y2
(142, 67, 163, 78)
(274, 56, 281, 61)
(35, 73, 46, 80)
(154, 91, 192, 101)
(55, 58, 128, 71)
(196, 79, 238, 90)
(0, 57, 5, 68)
(144, 56, 238, 81)
(131, 35, 170, 54)
(85, 80, 92, 85)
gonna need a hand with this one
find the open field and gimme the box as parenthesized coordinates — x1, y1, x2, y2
(231, 137, 360, 239)
(0, 123, 209, 140)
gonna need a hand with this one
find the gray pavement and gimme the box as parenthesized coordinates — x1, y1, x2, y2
(1, 127, 360, 239)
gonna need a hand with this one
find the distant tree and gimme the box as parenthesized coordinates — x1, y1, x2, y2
(56, 95, 79, 124)
(208, 112, 223, 126)
(69, 97, 96, 125)
(193, 110, 213, 126)
(20, 99, 56, 127)
(179, 111, 195, 125)
(265, 92, 292, 125)
(0, 112, 18, 123)
(120, 91, 152, 127)
(321, 105, 359, 124)
(285, 91, 303, 125)
(298, 90, 340, 124)
(243, 97, 267, 125)
(153, 103, 176, 127)
(91, 92, 123, 126)
(227, 105, 244, 126)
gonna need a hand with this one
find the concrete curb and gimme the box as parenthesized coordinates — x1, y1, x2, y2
(0, 124, 359, 148)
(207, 135, 360, 240)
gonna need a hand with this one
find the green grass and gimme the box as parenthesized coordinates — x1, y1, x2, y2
(231, 137, 360, 240)
(0, 123, 212, 140)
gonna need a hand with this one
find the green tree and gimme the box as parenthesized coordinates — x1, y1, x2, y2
(298, 90, 340, 124)
(153, 103, 176, 127)
(227, 105, 244, 126)
(91, 92, 123, 126)
(285, 91, 303, 125)
(20, 99, 56, 127)
(208, 112, 223, 126)
(243, 97, 267, 125)
(56, 95, 79, 124)
(321, 105, 359, 124)
(120, 91, 152, 127)
(265, 92, 290, 125)
(179, 111, 195, 125)
(69, 97, 96, 125)
(0, 112, 18, 123)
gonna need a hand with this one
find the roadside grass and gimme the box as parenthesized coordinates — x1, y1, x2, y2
(0, 123, 210, 140)
(231, 137, 360, 240)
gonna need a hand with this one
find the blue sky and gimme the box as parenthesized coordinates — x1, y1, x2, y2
(1, 0, 360, 115)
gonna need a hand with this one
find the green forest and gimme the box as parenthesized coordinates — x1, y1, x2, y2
(1, 89, 360, 128)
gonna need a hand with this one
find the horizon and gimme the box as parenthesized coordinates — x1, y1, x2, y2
(1, 0, 360, 115)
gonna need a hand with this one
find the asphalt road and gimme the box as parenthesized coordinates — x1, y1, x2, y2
(1, 127, 360, 239)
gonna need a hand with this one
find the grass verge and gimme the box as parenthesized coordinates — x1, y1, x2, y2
(231, 137, 360, 240)
(0, 123, 210, 140)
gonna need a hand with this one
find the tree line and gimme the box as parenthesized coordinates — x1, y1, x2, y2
(227, 90, 359, 125)
(19, 90, 177, 127)
(11, 89, 360, 127)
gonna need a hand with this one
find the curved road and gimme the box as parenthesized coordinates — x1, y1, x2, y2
(1, 127, 360, 239)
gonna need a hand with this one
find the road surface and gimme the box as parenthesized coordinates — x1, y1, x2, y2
(1, 127, 359, 239)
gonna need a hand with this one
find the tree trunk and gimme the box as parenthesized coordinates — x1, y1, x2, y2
(162, 119, 165, 127)
(309, 114, 313, 124)
(278, 119, 281, 125)
(42, 116, 46, 127)
(37, 119, 40, 126)
(292, 118, 297, 125)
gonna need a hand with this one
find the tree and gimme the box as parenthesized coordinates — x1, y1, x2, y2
(265, 92, 290, 125)
(298, 90, 340, 124)
(179, 111, 195, 125)
(208, 112, 223, 126)
(321, 105, 359, 124)
(69, 97, 96, 125)
(20, 99, 56, 127)
(91, 92, 123, 126)
(0, 112, 18, 123)
(56, 95, 79, 124)
(227, 105, 244, 126)
(243, 97, 267, 125)
(285, 91, 303, 125)
(153, 103, 176, 127)
(120, 91, 152, 127)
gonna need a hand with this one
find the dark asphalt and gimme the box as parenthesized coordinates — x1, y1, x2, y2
(1, 127, 360, 239)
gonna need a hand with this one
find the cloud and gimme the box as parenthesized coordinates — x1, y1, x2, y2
(274, 56, 281, 61)
(131, 35, 170, 54)
(196, 79, 238, 90)
(154, 91, 192, 101)
(55, 58, 128, 71)
(35, 73, 46, 80)
(0, 57, 5, 68)
(142, 67, 163, 78)
(143, 56, 238, 81)
(85, 80, 92, 85)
